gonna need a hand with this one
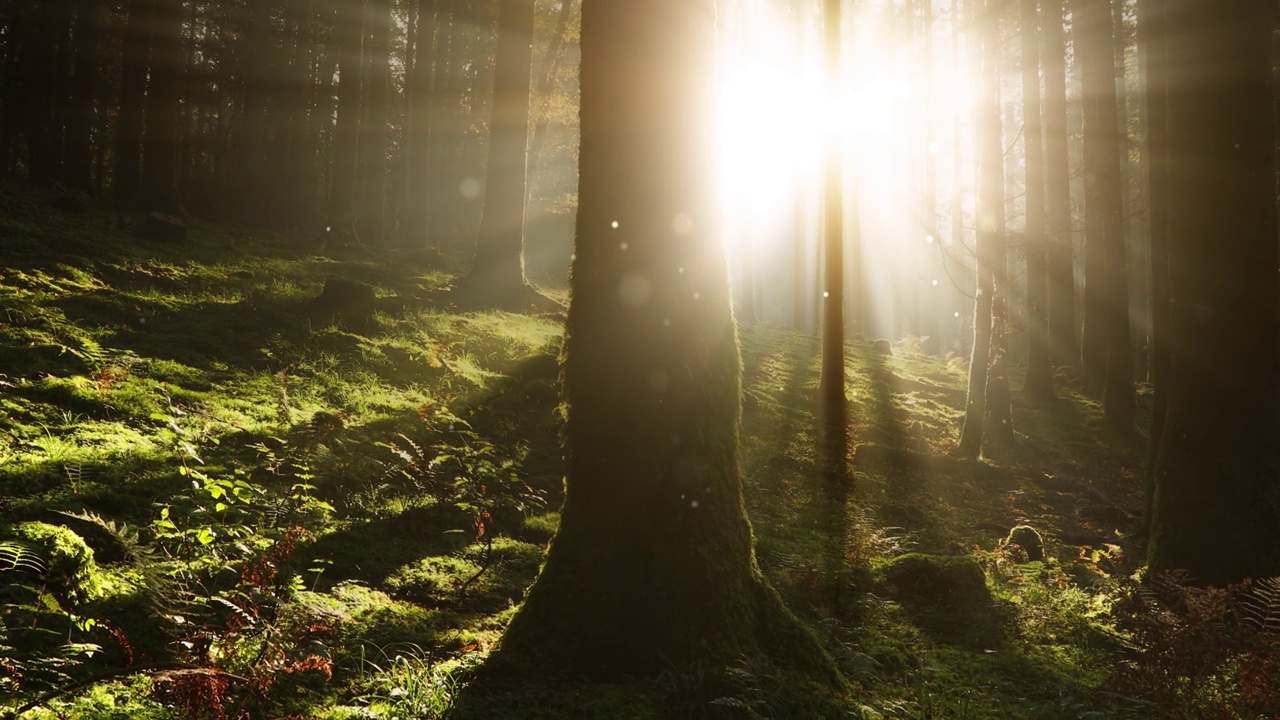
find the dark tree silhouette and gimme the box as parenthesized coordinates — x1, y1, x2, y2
(402, 0, 436, 250)
(359, 0, 391, 246)
(330, 0, 364, 231)
(1147, 0, 1279, 585)
(138, 0, 184, 214)
(495, 0, 833, 676)
(64, 0, 103, 194)
(818, 0, 845, 414)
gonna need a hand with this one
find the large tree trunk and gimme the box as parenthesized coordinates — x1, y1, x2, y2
(330, 0, 364, 228)
(1021, 0, 1053, 401)
(1041, 0, 1076, 372)
(1075, 0, 1134, 425)
(64, 0, 102, 194)
(137, 0, 184, 214)
(459, 0, 540, 307)
(495, 0, 834, 677)
(1148, 0, 1279, 586)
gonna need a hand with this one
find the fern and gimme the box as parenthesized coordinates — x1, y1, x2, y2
(0, 540, 45, 574)
(1241, 576, 1280, 636)
(56, 511, 182, 626)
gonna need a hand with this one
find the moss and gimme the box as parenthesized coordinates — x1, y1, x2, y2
(879, 553, 1003, 649)
(7, 521, 105, 605)
(1004, 525, 1046, 562)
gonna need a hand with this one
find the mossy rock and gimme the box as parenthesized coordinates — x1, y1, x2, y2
(879, 553, 1002, 648)
(1003, 525, 1045, 562)
(314, 277, 377, 322)
(7, 521, 106, 605)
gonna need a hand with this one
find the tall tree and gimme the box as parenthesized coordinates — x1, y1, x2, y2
(957, 0, 1000, 457)
(1020, 0, 1052, 400)
(1147, 0, 1279, 585)
(1137, 0, 1168, 517)
(818, 0, 845, 414)
(358, 0, 391, 246)
(402, 0, 436, 249)
(458, 0, 544, 307)
(330, 0, 364, 230)
(1074, 0, 1133, 425)
(495, 0, 834, 676)
(1041, 0, 1075, 371)
(64, 0, 103, 193)
(137, 0, 185, 214)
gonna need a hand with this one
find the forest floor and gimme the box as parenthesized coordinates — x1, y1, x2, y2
(0, 183, 1218, 719)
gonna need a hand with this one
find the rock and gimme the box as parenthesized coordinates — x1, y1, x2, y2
(139, 212, 188, 242)
(1004, 525, 1045, 562)
(871, 338, 893, 355)
(315, 278, 377, 322)
(879, 553, 1003, 648)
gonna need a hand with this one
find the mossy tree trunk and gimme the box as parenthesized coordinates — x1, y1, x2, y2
(496, 0, 832, 676)
(460, 0, 541, 307)
(1147, 0, 1280, 586)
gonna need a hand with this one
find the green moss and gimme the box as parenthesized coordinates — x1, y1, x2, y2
(879, 553, 1003, 649)
(8, 521, 105, 605)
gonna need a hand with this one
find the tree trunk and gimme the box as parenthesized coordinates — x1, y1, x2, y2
(64, 0, 102, 194)
(524, 0, 575, 183)
(138, 0, 184, 215)
(403, 0, 436, 249)
(1137, 0, 1168, 522)
(1148, 0, 1279, 586)
(1021, 0, 1053, 401)
(460, 0, 538, 307)
(1075, 0, 1134, 424)
(818, 0, 845, 412)
(1041, 0, 1076, 372)
(983, 6, 1012, 449)
(495, 0, 836, 678)
(330, 0, 364, 227)
(27, 0, 70, 184)
(358, 0, 390, 246)
(958, 0, 1002, 458)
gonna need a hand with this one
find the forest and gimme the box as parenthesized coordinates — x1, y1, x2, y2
(1, 0, 1278, 717)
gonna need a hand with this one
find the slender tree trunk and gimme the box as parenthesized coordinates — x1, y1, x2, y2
(235, 0, 271, 224)
(403, 0, 436, 249)
(330, 0, 364, 227)
(138, 0, 184, 214)
(818, 0, 846, 412)
(495, 0, 836, 679)
(1148, 0, 1279, 586)
(984, 51, 1013, 448)
(1137, 0, 1168, 522)
(1042, 0, 1075, 372)
(428, 0, 457, 247)
(1021, 0, 1053, 400)
(28, 0, 69, 184)
(64, 0, 102, 193)
(958, 0, 1001, 458)
(358, 0, 390, 246)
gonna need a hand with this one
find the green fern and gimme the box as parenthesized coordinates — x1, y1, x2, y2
(1241, 576, 1280, 636)
(55, 510, 182, 625)
(0, 540, 45, 574)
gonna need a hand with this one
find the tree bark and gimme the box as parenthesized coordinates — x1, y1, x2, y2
(460, 0, 538, 307)
(1021, 0, 1053, 401)
(495, 0, 835, 678)
(403, 0, 436, 250)
(330, 0, 364, 227)
(138, 0, 184, 215)
(1041, 0, 1076, 372)
(1148, 0, 1280, 586)
(1075, 0, 1134, 425)
(64, 0, 102, 194)
(818, 0, 845, 412)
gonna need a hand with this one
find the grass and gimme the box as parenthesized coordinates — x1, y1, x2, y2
(0, 182, 1163, 719)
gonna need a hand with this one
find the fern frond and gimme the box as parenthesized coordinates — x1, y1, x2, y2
(0, 540, 45, 574)
(56, 510, 183, 624)
(1241, 576, 1280, 636)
